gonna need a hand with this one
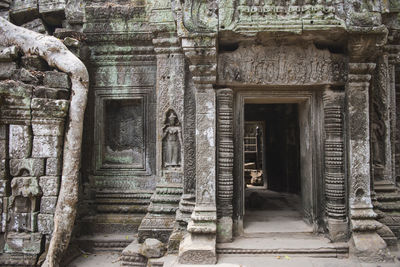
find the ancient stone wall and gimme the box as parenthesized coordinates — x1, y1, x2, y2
(0, 0, 399, 266)
(0, 46, 71, 266)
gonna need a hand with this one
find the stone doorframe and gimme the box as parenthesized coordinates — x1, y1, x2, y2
(231, 88, 326, 236)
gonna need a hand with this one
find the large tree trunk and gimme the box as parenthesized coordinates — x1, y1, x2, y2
(0, 17, 89, 267)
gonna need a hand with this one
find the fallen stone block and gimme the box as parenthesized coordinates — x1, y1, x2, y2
(140, 238, 166, 259)
(121, 241, 148, 267)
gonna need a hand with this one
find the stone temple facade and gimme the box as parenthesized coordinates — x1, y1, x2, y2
(0, 0, 400, 266)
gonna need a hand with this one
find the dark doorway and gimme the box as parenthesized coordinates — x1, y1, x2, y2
(244, 104, 300, 193)
(243, 104, 308, 234)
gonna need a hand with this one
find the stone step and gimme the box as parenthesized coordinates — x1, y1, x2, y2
(77, 233, 137, 253)
(375, 202, 400, 211)
(79, 214, 145, 234)
(374, 181, 399, 193)
(151, 194, 181, 203)
(217, 235, 349, 258)
(241, 231, 315, 239)
(376, 194, 400, 202)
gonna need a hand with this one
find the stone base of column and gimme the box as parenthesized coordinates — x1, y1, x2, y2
(350, 203, 394, 261)
(178, 234, 217, 264)
(138, 183, 182, 243)
(351, 232, 392, 262)
(374, 180, 400, 239)
(168, 194, 195, 253)
(178, 206, 217, 264)
(168, 222, 185, 253)
(326, 218, 348, 242)
(217, 216, 233, 243)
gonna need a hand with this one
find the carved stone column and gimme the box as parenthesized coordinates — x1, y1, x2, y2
(216, 88, 234, 243)
(138, 37, 185, 243)
(346, 35, 390, 261)
(322, 87, 347, 242)
(371, 53, 393, 183)
(179, 36, 218, 265)
(373, 43, 400, 240)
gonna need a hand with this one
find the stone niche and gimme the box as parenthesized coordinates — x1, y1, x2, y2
(94, 90, 154, 179)
(103, 98, 144, 168)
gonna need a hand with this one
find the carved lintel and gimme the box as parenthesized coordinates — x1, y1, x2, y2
(218, 44, 347, 86)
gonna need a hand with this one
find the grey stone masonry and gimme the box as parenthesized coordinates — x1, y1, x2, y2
(0, 39, 71, 266)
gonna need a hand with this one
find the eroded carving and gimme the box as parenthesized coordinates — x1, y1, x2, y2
(104, 99, 144, 166)
(218, 44, 347, 86)
(162, 110, 182, 169)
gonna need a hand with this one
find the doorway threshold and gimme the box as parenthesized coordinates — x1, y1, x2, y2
(226, 188, 349, 258)
(244, 189, 313, 236)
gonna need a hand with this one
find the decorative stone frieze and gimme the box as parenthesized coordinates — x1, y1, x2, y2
(220, 0, 345, 33)
(218, 43, 347, 87)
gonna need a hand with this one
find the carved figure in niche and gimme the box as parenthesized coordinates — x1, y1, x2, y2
(162, 110, 182, 168)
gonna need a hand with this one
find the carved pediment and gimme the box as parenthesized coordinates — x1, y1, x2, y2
(218, 44, 347, 86)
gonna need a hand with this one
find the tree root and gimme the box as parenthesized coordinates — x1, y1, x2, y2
(0, 18, 89, 267)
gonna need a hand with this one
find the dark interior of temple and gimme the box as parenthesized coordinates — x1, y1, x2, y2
(244, 103, 301, 210)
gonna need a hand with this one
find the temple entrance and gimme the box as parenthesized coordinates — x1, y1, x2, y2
(243, 104, 312, 234)
(233, 90, 323, 235)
